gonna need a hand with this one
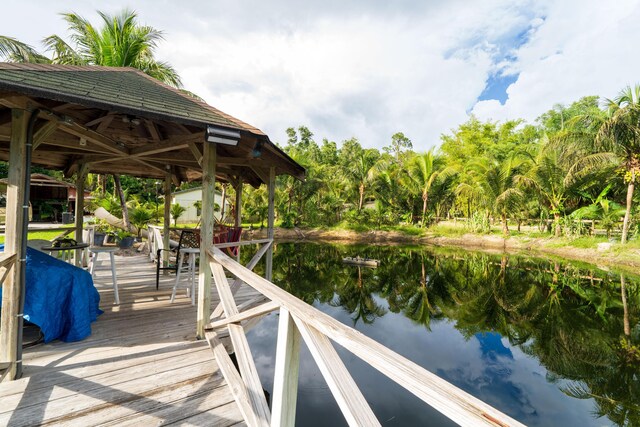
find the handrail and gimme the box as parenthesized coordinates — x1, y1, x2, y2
(207, 246, 525, 427)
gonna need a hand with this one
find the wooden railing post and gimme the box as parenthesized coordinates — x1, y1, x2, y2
(197, 140, 216, 338)
(234, 177, 243, 262)
(271, 307, 301, 427)
(0, 107, 28, 382)
(74, 163, 88, 266)
(162, 169, 172, 272)
(265, 167, 275, 281)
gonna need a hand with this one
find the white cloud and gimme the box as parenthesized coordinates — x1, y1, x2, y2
(3, 1, 639, 150)
(471, 0, 640, 124)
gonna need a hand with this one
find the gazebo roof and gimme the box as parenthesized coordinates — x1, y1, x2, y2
(0, 63, 304, 187)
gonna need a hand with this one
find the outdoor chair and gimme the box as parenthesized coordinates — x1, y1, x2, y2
(213, 225, 243, 257)
(155, 229, 200, 290)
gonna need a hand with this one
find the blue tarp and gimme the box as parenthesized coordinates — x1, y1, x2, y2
(0, 245, 101, 343)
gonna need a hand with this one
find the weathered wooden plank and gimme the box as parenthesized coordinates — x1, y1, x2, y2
(210, 240, 272, 321)
(206, 301, 279, 331)
(0, 347, 214, 413)
(293, 315, 379, 427)
(0, 359, 218, 426)
(205, 331, 259, 427)
(265, 167, 275, 281)
(210, 247, 525, 427)
(0, 107, 28, 382)
(197, 139, 216, 338)
(270, 308, 301, 427)
(211, 260, 271, 426)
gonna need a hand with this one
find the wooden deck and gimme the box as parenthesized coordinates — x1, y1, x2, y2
(0, 252, 261, 426)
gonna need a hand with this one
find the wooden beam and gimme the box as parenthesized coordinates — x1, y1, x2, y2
(266, 167, 275, 281)
(197, 140, 216, 338)
(210, 240, 272, 321)
(84, 113, 114, 128)
(270, 307, 301, 427)
(187, 141, 203, 167)
(95, 114, 115, 133)
(162, 171, 171, 272)
(205, 301, 279, 331)
(74, 163, 89, 266)
(59, 122, 129, 156)
(0, 107, 28, 382)
(144, 119, 162, 141)
(32, 121, 58, 150)
(292, 316, 380, 427)
(205, 331, 261, 427)
(210, 261, 271, 426)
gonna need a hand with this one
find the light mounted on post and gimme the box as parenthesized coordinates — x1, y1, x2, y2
(205, 125, 241, 146)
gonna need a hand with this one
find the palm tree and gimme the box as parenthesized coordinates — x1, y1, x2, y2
(467, 157, 524, 235)
(350, 149, 379, 211)
(0, 36, 48, 62)
(517, 140, 584, 237)
(407, 150, 444, 227)
(596, 85, 640, 243)
(2, 10, 181, 88)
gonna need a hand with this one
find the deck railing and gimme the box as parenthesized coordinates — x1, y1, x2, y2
(203, 242, 525, 427)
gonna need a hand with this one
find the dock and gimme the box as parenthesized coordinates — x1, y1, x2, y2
(0, 253, 257, 426)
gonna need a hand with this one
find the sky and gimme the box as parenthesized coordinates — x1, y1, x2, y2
(2, 1, 639, 151)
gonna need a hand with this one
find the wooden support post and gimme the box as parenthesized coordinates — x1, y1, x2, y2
(265, 167, 275, 281)
(74, 163, 89, 266)
(234, 177, 242, 261)
(0, 108, 28, 382)
(271, 307, 301, 427)
(162, 170, 171, 272)
(197, 140, 216, 338)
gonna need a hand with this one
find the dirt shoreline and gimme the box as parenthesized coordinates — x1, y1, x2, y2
(246, 227, 640, 274)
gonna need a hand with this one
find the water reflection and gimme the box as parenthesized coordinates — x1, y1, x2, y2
(243, 243, 640, 426)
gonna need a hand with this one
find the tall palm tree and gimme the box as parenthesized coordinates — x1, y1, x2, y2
(0, 36, 48, 62)
(597, 85, 640, 243)
(407, 150, 444, 227)
(467, 157, 524, 235)
(349, 149, 379, 211)
(43, 10, 181, 87)
(2, 10, 180, 88)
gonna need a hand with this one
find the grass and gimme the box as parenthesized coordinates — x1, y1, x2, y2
(427, 224, 469, 237)
(0, 229, 70, 245)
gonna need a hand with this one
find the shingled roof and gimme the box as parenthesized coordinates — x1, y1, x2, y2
(0, 63, 304, 186)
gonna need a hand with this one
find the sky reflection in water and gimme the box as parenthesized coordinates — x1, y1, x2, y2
(243, 243, 638, 426)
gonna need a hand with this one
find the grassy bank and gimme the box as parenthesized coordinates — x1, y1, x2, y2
(246, 222, 640, 275)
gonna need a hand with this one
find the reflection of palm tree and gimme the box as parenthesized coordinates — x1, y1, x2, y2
(332, 265, 387, 326)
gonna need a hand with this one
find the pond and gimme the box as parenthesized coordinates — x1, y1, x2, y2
(240, 242, 640, 426)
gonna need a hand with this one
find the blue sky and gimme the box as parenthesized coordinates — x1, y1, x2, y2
(3, 0, 639, 150)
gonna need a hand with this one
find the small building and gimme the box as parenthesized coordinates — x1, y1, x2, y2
(0, 173, 92, 222)
(171, 187, 227, 224)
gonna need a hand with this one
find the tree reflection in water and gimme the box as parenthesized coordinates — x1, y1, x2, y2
(243, 242, 639, 426)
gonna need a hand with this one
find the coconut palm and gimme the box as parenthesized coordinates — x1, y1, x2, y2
(406, 150, 452, 227)
(0, 36, 48, 62)
(349, 149, 380, 211)
(465, 157, 524, 235)
(596, 85, 640, 243)
(2, 10, 181, 88)
(42, 10, 181, 87)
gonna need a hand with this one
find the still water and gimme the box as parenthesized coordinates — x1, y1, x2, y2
(241, 242, 640, 426)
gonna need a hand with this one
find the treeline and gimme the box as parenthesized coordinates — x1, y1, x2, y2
(242, 88, 640, 243)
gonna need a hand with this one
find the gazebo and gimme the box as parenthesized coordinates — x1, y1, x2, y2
(0, 62, 304, 382)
